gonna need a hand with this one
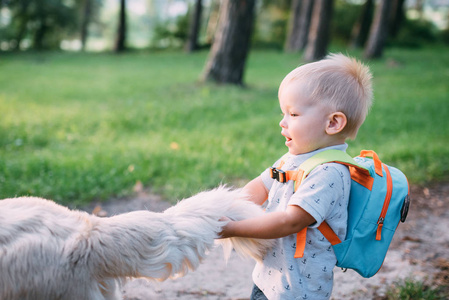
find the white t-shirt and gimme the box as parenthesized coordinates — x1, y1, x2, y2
(253, 144, 351, 300)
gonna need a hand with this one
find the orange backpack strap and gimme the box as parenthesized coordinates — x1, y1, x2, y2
(294, 222, 342, 258)
(289, 150, 370, 258)
(294, 228, 308, 258)
(318, 222, 342, 245)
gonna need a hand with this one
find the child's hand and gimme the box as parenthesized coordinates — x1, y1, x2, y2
(218, 216, 233, 239)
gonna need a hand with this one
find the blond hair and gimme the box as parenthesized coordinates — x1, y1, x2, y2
(279, 53, 373, 139)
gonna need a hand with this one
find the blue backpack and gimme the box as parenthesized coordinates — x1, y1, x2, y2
(270, 150, 410, 278)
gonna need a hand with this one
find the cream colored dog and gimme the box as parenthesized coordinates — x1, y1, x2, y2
(0, 186, 274, 300)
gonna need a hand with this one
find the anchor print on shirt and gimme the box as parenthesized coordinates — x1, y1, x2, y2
(302, 294, 308, 299)
(322, 266, 327, 272)
(314, 198, 320, 204)
(301, 258, 307, 264)
(311, 253, 317, 258)
(285, 284, 290, 291)
(289, 265, 294, 271)
(310, 184, 316, 190)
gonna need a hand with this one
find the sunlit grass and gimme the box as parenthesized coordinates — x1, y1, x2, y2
(0, 47, 447, 204)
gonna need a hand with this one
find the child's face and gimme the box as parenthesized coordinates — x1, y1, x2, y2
(278, 82, 332, 155)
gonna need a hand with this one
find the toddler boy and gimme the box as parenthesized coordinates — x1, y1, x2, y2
(220, 53, 373, 300)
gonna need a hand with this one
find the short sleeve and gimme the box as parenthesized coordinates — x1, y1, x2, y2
(288, 163, 349, 228)
(260, 167, 274, 190)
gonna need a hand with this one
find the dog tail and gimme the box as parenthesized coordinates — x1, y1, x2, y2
(164, 186, 275, 264)
(212, 188, 275, 263)
(85, 186, 273, 281)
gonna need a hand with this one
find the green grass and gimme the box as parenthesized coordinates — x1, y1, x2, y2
(0, 47, 448, 205)
(385, 278, 448, 300)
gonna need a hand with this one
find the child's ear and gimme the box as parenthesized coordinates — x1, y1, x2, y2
(326, 112, 347, 135)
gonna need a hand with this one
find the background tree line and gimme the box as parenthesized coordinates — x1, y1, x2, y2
(1, 0, 448, 85)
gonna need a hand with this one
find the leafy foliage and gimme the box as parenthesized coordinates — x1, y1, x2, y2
(389, 19, 439, 48)
(1, 0, 80, 50)
(331, 0, 362, 44)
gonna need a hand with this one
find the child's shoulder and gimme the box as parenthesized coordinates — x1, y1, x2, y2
(303, 162, 351, 189)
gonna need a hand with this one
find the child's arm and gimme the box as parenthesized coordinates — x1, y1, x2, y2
(241, 176, 269, 206)
(220, 205, 315, 239)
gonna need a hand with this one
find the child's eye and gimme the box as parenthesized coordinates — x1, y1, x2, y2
(290, 113, 299, 117)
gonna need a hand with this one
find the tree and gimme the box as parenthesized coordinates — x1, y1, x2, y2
(350, 0, 374, 49)
(78, 0, 102, 51)
(185, 0, 203, 52)
(303, 0, 334, 62)
(202, 0, 256, 85)
(204, 1, 220, 45)
(80, 0, 92, 51)
(115, 0, 127, 52)
(364, 0, 392, 59)
(28, 0, 77, 50)
(285, 0, 314, 52)
(389, 0, 406, 38)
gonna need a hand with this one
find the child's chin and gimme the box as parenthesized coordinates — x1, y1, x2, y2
(288, 149, 299, 155)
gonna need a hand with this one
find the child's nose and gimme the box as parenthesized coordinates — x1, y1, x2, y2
(279, 117, 287, 128)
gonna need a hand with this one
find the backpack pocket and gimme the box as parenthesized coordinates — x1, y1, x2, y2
(333, 218, 395, 278)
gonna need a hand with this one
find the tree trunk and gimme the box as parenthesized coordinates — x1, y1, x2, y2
(80, 0, 92, 51)
(204, 1, 221, 45)
(185, 0, 203, 52)
(285, 0, 314, 52)
(350, 0, 374, 49)
(33, 0, 47, 50)
(303, 0, 334, 62)
(284, 0, 302, 52)
(364, 0, 392, 59)
(201, 0, 256, 85)
(115, 0, 127, 53)
(389, 0, 405, 38)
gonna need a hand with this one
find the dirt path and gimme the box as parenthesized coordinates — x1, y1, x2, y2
(83, 183, 449, 299)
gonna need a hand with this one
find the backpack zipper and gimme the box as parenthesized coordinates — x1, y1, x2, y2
(376, 164, 393, 241)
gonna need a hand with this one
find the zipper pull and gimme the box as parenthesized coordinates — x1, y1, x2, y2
(376, 217, 384, 241)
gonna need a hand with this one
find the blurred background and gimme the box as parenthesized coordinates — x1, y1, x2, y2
(1, 0, 448, 53)
(0, 0, 448, 205)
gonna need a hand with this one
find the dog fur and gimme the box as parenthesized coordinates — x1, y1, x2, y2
(0, 186, 274, 300)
